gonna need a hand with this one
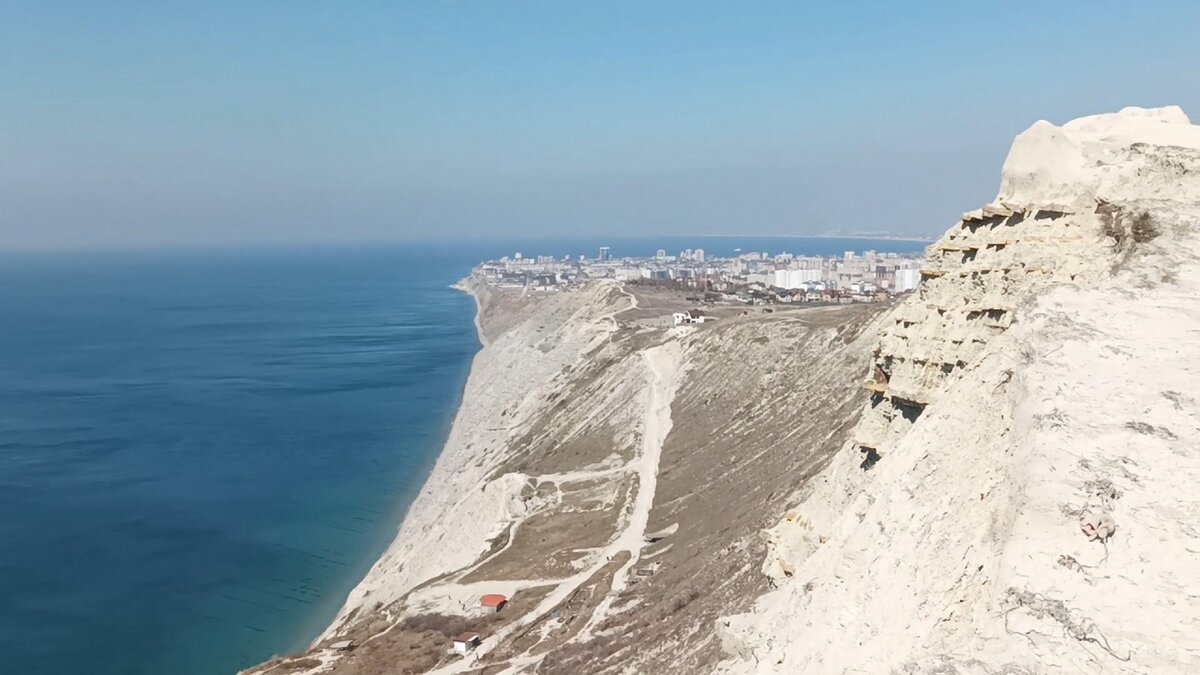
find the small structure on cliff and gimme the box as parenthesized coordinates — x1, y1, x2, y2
(452, 632, 481, 654)
(480, 593, 508, 612)
(672, 309, 707, 325)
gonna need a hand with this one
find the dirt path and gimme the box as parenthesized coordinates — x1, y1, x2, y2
(430, 338, 683, 674)
(603, 282, 639, 329)
(574, 341, 682, 641)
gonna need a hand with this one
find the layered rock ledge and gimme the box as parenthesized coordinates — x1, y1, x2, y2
(718, 107, 1200, 674)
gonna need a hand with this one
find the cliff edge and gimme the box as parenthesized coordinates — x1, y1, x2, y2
(717, 107, 1200, 673)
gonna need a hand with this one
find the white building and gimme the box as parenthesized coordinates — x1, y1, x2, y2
(773, 268, 824, 289)
(672, 309, 707, 326)
(894, 267, 922, 292)
(453, 632, 481, 654)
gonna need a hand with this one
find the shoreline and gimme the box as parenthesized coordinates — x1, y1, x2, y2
(307, 268, 549, 646)
(248, 269, 492, 667)
(450, 274, 489, 349)
(249, 274, 897, 674)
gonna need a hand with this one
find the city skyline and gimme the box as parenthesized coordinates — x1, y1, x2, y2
(481, 241, 924, 296)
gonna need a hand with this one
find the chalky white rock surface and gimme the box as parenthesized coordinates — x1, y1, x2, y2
(717, 107, 1200, 674)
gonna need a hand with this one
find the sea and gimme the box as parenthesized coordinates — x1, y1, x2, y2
(0, 236, 926, 675)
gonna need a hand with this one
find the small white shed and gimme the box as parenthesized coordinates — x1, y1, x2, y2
(452, 632, 481, 655)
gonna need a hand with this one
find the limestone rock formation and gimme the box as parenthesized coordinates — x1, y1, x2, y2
(718, 107, 1200, 673)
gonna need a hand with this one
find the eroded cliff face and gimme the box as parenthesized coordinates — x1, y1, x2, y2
(718, 107, 1200, 674)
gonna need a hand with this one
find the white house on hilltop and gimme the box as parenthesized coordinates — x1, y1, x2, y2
(673, 309, 707, 326)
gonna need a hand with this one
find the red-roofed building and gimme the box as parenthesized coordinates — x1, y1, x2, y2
(480, 594, 507, 612)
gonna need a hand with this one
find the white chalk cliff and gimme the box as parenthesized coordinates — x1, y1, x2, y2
(717, 107, 1200, 674)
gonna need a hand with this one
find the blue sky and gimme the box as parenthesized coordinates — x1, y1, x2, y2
(1, 1, 1197, 248)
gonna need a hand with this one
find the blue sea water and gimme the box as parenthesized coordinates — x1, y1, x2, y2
(0, 237, 924, 675)
(0, 244, 484, 675)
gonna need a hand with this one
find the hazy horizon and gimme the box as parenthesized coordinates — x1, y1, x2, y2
(3, 2, 1198, 249)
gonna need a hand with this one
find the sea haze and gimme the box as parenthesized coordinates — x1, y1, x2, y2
(0, 237, 925, 675)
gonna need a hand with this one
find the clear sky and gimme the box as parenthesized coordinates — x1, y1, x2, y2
(1, 1, 1197, 249)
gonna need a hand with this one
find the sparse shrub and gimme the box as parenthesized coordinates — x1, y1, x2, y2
(1125, 420, 1177, 439)
(400, 613, 471, 637)
(1097, 202, 1124, 245)
(1130, 210, 1160, 243)
(669, 589, 701, 613)
(271, 658, 324, 674)
(1098, 204, 1159, 246)
(1097, 203, 1165, 277)
(1004, 587, 1130, 661)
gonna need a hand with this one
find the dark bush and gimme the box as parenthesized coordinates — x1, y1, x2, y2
(669, 589, 701, 613)
(400, 613, 470, 637)
(1130, 211, 1160, 243)
(1097, 202, 1124, 245)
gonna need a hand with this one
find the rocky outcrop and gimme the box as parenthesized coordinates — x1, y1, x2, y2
(853, 198, 1125, 467)
(718, 107, 1200, 673)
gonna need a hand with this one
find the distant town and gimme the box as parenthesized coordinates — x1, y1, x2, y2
(476, 244, 927, 304)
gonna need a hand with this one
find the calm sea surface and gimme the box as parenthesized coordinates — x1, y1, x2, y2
(0, 237, 924, 675)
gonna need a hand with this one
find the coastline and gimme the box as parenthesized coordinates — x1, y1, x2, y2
(317, 273, 495, 636)
(248, 273, 895, 674)
(451, 275, 490, 349)
(0, 247, 490, 675)
(305, 275, 626, 648)
(239, 270, 498, 675)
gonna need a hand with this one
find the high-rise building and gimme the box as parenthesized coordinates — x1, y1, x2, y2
(894, 267, 922, 292)
(655, 249, 667, 261)
(694, 248, 705, 262)
(598, 246, 610, 262)
(774, 269, 823, 289)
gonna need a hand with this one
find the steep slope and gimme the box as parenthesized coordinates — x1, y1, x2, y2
(248, 282, 892, 675)
(536, 303, 890, 675)
(717, 107, 1200, 674)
